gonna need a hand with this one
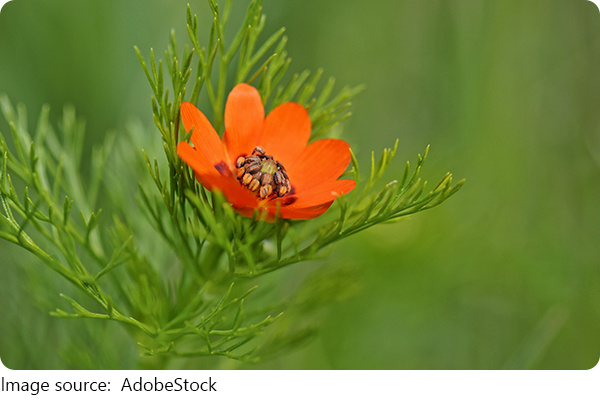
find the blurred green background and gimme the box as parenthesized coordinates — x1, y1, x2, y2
(1, 0, 599, 369)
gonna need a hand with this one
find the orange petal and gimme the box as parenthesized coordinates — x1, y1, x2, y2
(234, 202, 333, 221)
(232, 205, 273, 221)
(284, 179, 356, 209)
(205, 175, 259, 208)
(223, 83, 265, 160)
(178, 141, 217, 179)
(180, 102, 227, 166)
(178, 142, 249, 202)
(279, 202, 334, 220)
(260, 102, 311, 167)
(286, 139, 352, 192)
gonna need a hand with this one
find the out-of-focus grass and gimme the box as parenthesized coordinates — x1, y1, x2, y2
(1, 0, 599, 369)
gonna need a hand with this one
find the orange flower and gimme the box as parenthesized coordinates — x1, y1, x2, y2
(177, 83, 355, 221)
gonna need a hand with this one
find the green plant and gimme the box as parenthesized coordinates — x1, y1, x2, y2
(0, 0, 463, 368)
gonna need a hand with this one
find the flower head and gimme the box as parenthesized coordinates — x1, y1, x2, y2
(177, 83, 355, 221)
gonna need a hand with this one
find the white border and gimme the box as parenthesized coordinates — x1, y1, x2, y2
(0, 363, 599, 399)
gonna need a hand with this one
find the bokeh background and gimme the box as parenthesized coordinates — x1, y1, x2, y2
(1, 0, 599, 369)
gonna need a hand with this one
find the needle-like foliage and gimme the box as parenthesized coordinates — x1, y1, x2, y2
(0, 0, 463, 367)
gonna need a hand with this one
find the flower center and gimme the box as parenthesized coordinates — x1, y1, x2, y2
(235, 146, 291, 200)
